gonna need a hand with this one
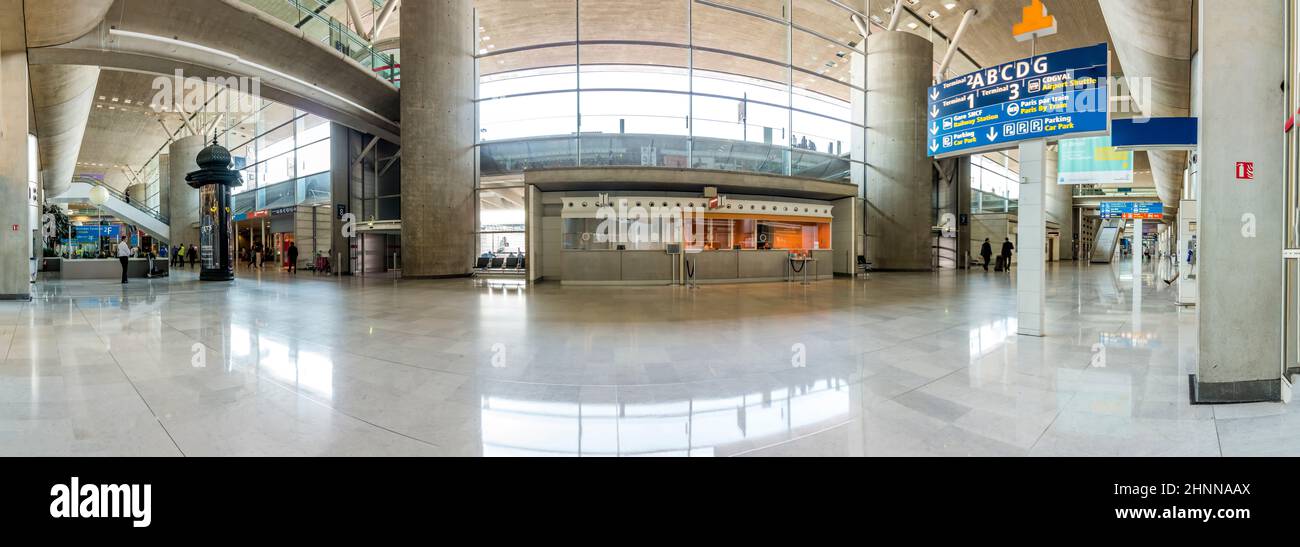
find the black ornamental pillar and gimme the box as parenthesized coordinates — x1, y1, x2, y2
(185, 137, 242, 281)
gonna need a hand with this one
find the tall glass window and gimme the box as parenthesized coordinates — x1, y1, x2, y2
(472, 0, 913, 255)
(475, 0, 874, 183)
(229, 104, 333, 212)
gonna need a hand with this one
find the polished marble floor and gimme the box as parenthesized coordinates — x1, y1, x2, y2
(0, 259, 1291, 456)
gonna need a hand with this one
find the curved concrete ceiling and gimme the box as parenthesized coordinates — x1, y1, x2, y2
(23, 0, 114, 47)
(1098, 0, 1193, 214)
(27, 0, 400, 144)
(30, 65, 100, 198)
(24, 0, 114, 197)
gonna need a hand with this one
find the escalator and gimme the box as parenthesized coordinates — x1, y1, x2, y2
(49, 180, 171, 243)
(1090, 218, 1124, 264)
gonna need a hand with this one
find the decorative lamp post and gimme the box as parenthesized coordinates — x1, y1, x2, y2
(185, 136, 243, 281)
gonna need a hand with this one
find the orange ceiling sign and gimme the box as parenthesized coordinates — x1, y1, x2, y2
(1013, 0, 1058, 42)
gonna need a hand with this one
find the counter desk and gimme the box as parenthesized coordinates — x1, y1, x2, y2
(561, 249, 834, 285)
(45, 258, 170, 280)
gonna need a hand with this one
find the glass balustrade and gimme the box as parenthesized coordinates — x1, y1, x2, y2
(479, 133, 852, 183)
(239, 0, 399, 86)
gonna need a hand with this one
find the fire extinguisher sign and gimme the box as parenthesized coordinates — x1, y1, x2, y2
(1236, 162, 1255, 180)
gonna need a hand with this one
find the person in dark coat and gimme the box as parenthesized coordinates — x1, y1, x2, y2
(1001, 238, 1015, 273)
(188, 244, 198, 269)
(287, 243, 299, 274)
(980, 238, 993, 271)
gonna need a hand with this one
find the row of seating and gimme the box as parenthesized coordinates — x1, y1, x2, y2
(474, 256, 526, 274)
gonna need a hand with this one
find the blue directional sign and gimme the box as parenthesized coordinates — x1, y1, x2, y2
(1100, 202, 1164, 220)
(927, 43, 1110, 158)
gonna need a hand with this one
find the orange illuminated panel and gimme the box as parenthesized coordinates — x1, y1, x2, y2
(685, 212, 830, 251)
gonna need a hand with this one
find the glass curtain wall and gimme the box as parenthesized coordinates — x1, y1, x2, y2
(971, 151, 1020, 214)
(474, 0, 879, 255)
(228, 102, 333, 212)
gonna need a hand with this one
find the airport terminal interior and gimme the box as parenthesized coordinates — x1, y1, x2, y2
(0, 0, 1296, 456)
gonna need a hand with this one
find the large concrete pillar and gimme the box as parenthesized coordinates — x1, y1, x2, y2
(0, 3, 32, 300)
(1192, 0, 1286, 403)
(168, 135, 207, 247)
(934, 156, 969, 269)
(1044, 149, 1073, 260)
(157, 153, 170, 216)
(126, 182, 148, 204)
(1017, 139, 1048, 337)
(865, 31, 932, 271)
(399, 0, 476, 278)
(847, 1, 867, 269)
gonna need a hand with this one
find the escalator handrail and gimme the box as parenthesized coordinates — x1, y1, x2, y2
(70, 176, 170, 224)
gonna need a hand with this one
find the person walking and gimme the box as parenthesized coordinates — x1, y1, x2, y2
(116, 236, 133, 284)
(188, 244, 198, 270)
(979, 238, 993, 272)
(287, 243, 299, 274)
(253, 243, 263, 271)
(1001, 237, 1015, 273)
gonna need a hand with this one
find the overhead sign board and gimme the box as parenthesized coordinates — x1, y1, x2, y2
(1100, 202, 1164, 220)
(1111, 117, 1198, 151)
(927, 43, 1110, 159)
(1057, 136, 1133, 185)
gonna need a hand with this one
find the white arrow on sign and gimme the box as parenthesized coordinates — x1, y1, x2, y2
(930, 140, 939, 153)
(930, 122, 939, 135)
(930, 105, 940, 118)
(987, 127, 998, 141)
(930, 89, 940, 100)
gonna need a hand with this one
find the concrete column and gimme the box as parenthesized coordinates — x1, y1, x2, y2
(1192, 0, 1286, 403)
(329, 122, 352, 275)
(168, 135, 207, 247)
(850, 3, 866, 195)
(1044, 148, 1073, 260)
(399, 0, 476, 278)
(1017, 139, 1048, 337)
(126, 183, 148, 204)
(865, 31, 932, 271)
(0, 5, 32, 300)
(1131, 218, 1144, 332)
(848, 5, 867, 268)
(934, 157, 967, 269)
(157, 153, 170, 214)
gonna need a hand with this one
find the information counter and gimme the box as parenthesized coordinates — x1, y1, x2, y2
(561, 249, 833, 285)
(49, 258, 169, 280)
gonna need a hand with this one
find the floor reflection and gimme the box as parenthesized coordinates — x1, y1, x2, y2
(3, 262, 1292, 456)
(480, 375, 855, 457)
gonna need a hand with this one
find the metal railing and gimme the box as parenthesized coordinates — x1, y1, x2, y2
(70, 176, 170, 224)
(971, 187, 1018, 214)
(1072, 186, 1160, 198)
(239, 0, 399, 86)
(479, 133, 855, 183)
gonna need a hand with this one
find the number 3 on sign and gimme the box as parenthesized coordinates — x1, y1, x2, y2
(1236, 162, 1255, 180)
